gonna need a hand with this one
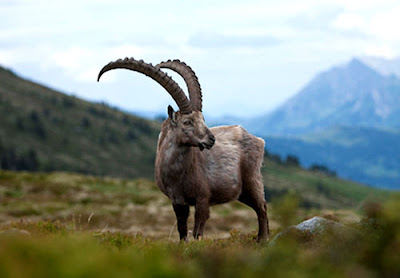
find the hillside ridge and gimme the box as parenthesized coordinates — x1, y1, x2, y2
(0, 65, 160, 179)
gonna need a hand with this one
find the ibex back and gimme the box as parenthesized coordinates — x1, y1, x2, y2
(98, 58, 269, 242)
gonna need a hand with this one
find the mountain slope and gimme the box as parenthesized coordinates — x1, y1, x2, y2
(250, 59, 400, 136)
(361, 56, 400, 79)
(0, 66, 160, 179)
(242, 58, 400, 189)
(265, 126, 400, 190)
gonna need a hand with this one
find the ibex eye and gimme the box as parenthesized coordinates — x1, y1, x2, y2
(184, 120, 192, 126)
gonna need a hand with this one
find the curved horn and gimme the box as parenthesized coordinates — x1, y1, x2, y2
(156, 60, 202, 112)
(97, 57, 192, 114)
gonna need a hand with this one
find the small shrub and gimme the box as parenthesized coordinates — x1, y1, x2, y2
(94, 232, 133, 249)
(271, 192, 301, 229)
(36, 220, 67, 234)
(285, 155, 300, 167)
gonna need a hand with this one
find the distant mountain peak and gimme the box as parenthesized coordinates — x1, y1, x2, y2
(359, 56, 400, 78)
(243, 57, 400, 190)
(348, 57, 366, 67)
(249, 57, 400, 136)
(342, 58, 382, 81)
(347, 58, 372, 71)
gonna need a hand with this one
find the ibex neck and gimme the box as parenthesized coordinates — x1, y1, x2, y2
(163, 141, 195, 173)
(157, 129, 205, 186)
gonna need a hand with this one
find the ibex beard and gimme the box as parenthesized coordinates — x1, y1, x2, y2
(98, 58, 269, 242)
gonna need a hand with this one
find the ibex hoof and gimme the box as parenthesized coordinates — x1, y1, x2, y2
(256, 236, 269, 244)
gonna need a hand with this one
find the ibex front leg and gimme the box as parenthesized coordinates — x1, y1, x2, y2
(193, 200, 210, 239)
(173, 204, 190, 242)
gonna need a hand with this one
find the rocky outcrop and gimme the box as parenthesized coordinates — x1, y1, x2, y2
(0, 228, 31, 237)
(271, 216, 357, 246)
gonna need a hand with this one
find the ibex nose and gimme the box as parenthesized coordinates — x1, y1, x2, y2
(208, 134, 216, 147)
(209, 134, 216, 143)
(201, 131, 215, 150)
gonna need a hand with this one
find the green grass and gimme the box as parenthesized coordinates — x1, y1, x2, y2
(0, 170, 398, 277)
(0, 170, 269, 238)
(262, 160, 389, 209)
(1, 194, 400, 278)
(0, 162, 390, 239)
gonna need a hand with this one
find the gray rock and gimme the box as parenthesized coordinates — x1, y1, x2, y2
(0, 228, 31, 237)
(271, 216, 356, 245)
(295, 216, 345, 233)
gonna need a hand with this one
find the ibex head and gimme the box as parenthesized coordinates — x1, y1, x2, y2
(97, 58, 215, 151)
(167, 106, 215, 150)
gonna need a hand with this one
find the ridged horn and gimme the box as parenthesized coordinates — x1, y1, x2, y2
(97, 57, 192, 114)
(156, 60, 202, 112)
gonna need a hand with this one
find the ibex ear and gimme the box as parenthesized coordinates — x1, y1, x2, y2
(167, 105, 177, 126)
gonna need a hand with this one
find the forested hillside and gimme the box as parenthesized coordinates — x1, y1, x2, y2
(0, 66, 160, 179)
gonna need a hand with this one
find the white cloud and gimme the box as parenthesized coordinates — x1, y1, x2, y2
(332, 13, 365, 31)
(51, 48, 92, 73)
(47, 44, 146, 83)
(363, 45, 397, 59)
(327, 0, 397, 11)
(1, 0, 400, 117)
(0, 49, 17, 65)
(369, 5, 400, 41)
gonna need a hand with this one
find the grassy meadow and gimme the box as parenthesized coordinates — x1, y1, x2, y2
(1, 167, 399, 277)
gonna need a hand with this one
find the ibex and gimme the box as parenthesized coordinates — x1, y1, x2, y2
(98, 58, 269, 242)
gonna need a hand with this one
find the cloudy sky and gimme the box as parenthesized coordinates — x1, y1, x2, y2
(1, 0, 399, 118)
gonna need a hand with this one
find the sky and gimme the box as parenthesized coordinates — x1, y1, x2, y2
(1, 0, 400, 118)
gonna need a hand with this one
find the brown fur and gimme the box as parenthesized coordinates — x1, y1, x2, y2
(97, 57, 269, 241)
(155, 107, 269, 242)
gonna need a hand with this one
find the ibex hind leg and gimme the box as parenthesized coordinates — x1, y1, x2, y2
(173, 204, 190, 242)
(238, 179, 270, 242)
